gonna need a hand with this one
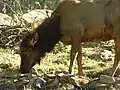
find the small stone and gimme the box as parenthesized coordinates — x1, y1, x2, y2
(58, 73, 65, 77)
(100, 75, 115, 84)
(46, 77, 59, 89)
(114, 84, 120, 89)
(109, 85, 117, 90)
(114, 77, 120, 83)
(27, 77, 46, 89)
(60, 83, 75, 90)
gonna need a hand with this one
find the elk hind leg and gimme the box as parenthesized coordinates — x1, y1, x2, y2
(110, 39, 120, 77)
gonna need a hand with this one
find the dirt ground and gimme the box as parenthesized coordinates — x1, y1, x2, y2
(0, 41, 120, 90)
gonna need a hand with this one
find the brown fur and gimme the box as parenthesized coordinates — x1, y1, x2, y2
(59, 0, 120, 77)
(19, 0, 120, 77)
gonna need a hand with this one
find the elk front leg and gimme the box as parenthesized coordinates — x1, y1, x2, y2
(77, 43, 84, 76)
(69, 39, 83, 76)
(69, 45, 78, 74)
(110, 39, 120, 77)
(69, 33, 82, 76)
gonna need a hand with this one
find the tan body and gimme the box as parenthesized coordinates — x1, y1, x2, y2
(52, 0, 120, 76)
(19, 0, 120, 77)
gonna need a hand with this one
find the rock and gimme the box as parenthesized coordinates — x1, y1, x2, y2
(0, 13, 16, 26)
(22, 9, 52, 23)
(100, 75, 115, 84)
(46, 77, 59, 89)
(81, 78, 120, 90)
(57, 83, 75, 90)
(82, 79, 108, 90)
(114, 77, 120, 83)
(114, 84, 120, 89)
(27, 76, 46, 89)
(22, 9, 53, 28)
(59, 74, 89, 87)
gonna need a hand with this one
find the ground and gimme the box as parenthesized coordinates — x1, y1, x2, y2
(0, 41, 120, 90)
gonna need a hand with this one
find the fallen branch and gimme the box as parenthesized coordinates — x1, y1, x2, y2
(0, 25, 21, 31)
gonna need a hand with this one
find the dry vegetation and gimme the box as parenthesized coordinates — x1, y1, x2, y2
(0, 0, 120, 90)
(0, 41, 118, 90)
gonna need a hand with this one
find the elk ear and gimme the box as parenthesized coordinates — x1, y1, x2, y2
(30, 32, 39, 46)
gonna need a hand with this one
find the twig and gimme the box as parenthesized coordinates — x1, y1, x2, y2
(0, 25, 21, 31)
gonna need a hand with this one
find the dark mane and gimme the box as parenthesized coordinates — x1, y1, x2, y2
(34, 15, 61, 57)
